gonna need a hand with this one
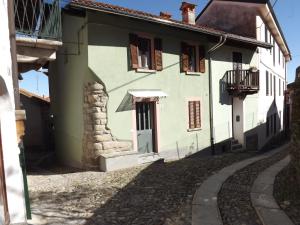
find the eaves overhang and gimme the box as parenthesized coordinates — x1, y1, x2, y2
(196, 0, 291, 60)
(68, 0, 272, 49)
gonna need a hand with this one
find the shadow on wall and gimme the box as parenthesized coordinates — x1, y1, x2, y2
(219, 74, 231, 105)
(244, 98, 287, 151)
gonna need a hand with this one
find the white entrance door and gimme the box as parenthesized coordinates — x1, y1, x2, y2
(232, 97, 244, 145)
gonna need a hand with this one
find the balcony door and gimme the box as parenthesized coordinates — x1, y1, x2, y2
(233, 52, 242, 70)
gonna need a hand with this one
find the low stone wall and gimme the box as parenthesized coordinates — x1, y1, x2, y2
(82, 81, 132, 169)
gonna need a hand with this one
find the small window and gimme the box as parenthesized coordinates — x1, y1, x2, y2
(188, 101, 201, 129)
(274, 113, 277, 134)
(265, 26, 268, 43)
(273, 39, 276, 66)
(278, 46, 281, 65)
(266, 71, 269, 96)
(270, 73, 273, 96)
(279, 79, 281, 96)
(274, 76, 276, 97)
(266, 117, 270, 137)
(138, 37, 152, 69)
(270, 115, 273, 135)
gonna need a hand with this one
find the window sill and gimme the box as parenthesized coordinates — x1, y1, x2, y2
(185, 71, 202, 76)
(187, 128, 202, 132)
(136, 68, 156, 73)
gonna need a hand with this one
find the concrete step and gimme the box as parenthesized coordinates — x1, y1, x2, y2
(231, 143, 243, 152)
(138, 153, 163, 164)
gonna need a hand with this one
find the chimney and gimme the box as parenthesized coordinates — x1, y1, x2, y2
(160, 12, 172, 20)
(180, 2, 196, 25)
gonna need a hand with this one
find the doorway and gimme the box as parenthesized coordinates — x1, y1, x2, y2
(136, 102, 156, 154)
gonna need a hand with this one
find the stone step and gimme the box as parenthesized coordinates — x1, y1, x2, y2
(138, 153, 163, 165)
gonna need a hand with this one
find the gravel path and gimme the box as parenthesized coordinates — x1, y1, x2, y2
(218, 148, 288, 225)
(28, 152, 256, 225)
(274, 163, 300, 225)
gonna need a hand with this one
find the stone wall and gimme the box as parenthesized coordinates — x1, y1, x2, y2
(82, 81, 132, 169)
(291, 66, 300, 185)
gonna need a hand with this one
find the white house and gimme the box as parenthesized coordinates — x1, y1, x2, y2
(0, 0, 27, 224)
(196, 0, 291, 151)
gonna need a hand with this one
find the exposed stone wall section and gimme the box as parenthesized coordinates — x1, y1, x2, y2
(82, 81, 132, 169)
(291, 66, 300, 185)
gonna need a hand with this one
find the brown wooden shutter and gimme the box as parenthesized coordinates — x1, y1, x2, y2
(181, 42, 189, 72)
(189, 101, 195, 129)
(154, 38, 163, 71)
(195, 101, 201, 128)
(129, 33, 139, 69)
(199, 46, 206, 73)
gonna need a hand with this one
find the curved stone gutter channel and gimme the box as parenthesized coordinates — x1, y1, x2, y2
(218, 149, 288, 225)
(192, 143, 289, 225)
(251, 155, 294, 225)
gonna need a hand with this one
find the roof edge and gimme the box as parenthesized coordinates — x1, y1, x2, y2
(69, 1, 272, 49)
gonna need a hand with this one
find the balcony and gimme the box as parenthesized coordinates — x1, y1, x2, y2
(224, 69, 260, 96)
(14, 0, 63, 72)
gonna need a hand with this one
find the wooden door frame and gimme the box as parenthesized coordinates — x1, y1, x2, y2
(0, 125, 10, 224)
(132, 97, 160, 153)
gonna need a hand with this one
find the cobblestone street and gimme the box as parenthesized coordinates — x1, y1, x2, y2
(28, 151, 255, 225)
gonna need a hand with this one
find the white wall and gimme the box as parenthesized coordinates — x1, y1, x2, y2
(256, 16, 286, 148)
(0, 0, 27, 223)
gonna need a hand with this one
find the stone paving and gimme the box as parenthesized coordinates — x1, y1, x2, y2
(27, 151, 255, 225)
(218, 147, 288, 225)
(274, 161, 300, 225)
(251, 155, 294, 225)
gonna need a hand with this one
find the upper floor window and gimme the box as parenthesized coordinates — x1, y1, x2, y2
(266, 71, 269, 96)
(270, 73, 273, 96)
(129, 33, 163, 71)
(278, 45, 281, 65)
(181, 43, 205, 73)
(264, 25, 268, 43)
(273, 39, 276, 66)
(279, 78, 281, 96)
(138, 37, 152, 69)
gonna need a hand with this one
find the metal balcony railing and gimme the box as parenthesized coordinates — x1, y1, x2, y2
(225, 69, 260, 96)
(14, 0, 62, 41)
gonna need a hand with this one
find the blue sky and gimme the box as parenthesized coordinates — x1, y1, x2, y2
(20, 0, 300, 96)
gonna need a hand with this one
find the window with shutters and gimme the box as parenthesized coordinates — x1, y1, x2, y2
(188, 100, 201, 130)
(129, 33, 163, 71)
(181, 42, 205, 74)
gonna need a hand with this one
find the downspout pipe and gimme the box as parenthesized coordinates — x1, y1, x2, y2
(207, 35, 227, 155)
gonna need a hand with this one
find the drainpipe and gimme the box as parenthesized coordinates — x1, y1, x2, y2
(207, 35, 227, 155)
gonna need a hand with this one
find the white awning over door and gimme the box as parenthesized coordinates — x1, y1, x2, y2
(128, 90, 168, 98)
